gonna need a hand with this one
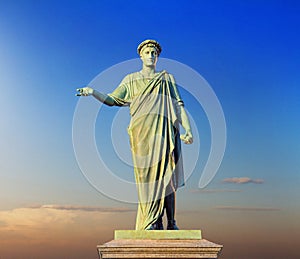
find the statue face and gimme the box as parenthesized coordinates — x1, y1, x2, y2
(140, 46, 158, 67)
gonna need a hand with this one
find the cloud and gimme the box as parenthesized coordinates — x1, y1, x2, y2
(0, 207, 76, 228)
(190, 189, 242, 193)
(0, 206, 77, 243)
(0, 205, 135, 244)
(214, 206, 280, 211)
(0, 205, 135, 258)
(222, 177, 264, 184)
(29, 204, 135, 213)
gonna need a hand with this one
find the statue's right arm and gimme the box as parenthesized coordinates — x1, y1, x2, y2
(92, 89, 115, 106)
(76, 87, 115, 106)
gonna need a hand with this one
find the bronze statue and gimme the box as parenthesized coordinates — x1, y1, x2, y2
(76, 39, 193, 230)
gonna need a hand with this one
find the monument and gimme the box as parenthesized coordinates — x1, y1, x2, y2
(76, 39, 223, 258)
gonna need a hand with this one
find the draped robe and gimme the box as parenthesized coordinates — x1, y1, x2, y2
(108, 70, 184, 230)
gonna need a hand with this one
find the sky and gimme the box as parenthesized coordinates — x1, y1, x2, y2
(0, 0, 299, 258)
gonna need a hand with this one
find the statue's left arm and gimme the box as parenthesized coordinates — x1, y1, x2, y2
(169, 74, 193, 145)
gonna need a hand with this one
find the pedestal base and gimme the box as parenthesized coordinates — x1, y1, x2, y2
(97, 230, 223, 259)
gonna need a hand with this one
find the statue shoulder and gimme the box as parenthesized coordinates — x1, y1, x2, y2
(120, 72, 140, 84)
(163, 71, 176, 82)
(127, 71, 144, 78)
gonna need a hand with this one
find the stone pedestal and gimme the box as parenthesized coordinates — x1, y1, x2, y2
(97, 230, 223, 258)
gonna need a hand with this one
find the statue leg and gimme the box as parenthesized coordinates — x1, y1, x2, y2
(151, 199, 164, 230)
(152, 212, 164, 230)
(165, 192, 179, 230)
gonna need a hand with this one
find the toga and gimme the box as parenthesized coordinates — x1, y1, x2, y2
(108, 70, 185, 230)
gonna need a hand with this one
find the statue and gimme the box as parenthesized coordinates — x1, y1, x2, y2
(76, 39, 193, 230)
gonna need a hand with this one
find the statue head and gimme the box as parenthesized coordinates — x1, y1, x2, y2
(137, 39, 162, 57)
(137, 39, 161, 68)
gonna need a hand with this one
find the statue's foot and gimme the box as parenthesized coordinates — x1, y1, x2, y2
(167, 220, 179, 230)
(146, 217, 164, 230)
(154, 216, 164, 230)
(152, 222, 164, 230)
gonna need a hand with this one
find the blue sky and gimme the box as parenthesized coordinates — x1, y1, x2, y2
(0, 0, 299, 258)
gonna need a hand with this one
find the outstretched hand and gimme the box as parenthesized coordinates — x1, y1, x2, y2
(76, 87, 94, 96)
(180, 130, 193, 144)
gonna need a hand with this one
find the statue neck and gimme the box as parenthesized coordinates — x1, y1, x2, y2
(141, 65, 156, 78)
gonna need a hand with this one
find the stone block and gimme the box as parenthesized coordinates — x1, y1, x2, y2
(97, 230, 223, 258)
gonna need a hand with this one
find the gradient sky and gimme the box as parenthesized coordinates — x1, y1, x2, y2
(0, 0, 299, 258)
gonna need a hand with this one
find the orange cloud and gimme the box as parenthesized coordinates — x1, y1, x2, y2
(0, 205, 135, 258)
(0, 207, 75, 229)
(222, 177, 264, 184)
